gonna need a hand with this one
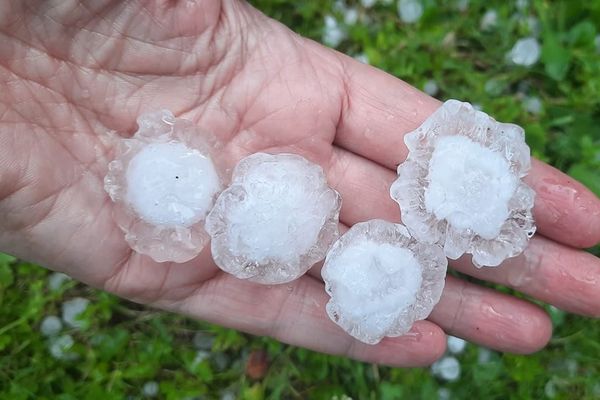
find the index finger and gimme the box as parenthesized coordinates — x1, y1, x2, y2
(332, 55, 600, 248)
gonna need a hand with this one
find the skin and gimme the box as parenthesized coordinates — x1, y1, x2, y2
(1, 0, 599, 367)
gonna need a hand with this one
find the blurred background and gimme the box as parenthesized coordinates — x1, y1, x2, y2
(1, 0, 599, 399)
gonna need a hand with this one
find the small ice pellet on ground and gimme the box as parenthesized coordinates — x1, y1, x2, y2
(323, 15, 346, 48)
(477, 347, 493, 364)
(40, 315, 63, 337)
(193, 331, 214, 350)
(390, 100, 536, 267)
(49, 334, 75, 360)
(344, 7, 359, 25)
(456, 0, 469, 12)
(480, 9, 498, 30)
(508, 37, 541, 66)
(398, 0, 423, 24)
(516, 0, 529, 10)
(361, 0, 377, 7)
(142, 381, 159, 397)
(221, 391, 236, 400)
(447, 335, 467, 354)
(321, 220, 447, 344)
(432, 356, 461, 381)
(62, 297, 90, 328)
(192, 350, 211, 367)
(354, 53, 370, 64)
(438, 388, 452, 400)
(595, 35, 600, 53)
(423, 80, 439, 96)
(523, 96, 543, 114)
(48, 272, 71, 291)
(206, 153, 341, 285)
(104, 110, 223, 263)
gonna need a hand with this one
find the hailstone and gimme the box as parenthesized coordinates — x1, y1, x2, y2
(321, 220, 447, 345)
(205, 153, 341, 285)
(104, 110, 223, 263)
(390, 99, 536, 267)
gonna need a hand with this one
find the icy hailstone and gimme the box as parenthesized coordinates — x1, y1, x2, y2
(104, 110, 222, 263)
(508, 37, 541, 66)
(321, 220, 447, 345)
(206, 153, 341, 285)
(390, 100, 536, 267)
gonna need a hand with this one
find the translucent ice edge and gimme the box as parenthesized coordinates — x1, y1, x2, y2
(390, 99, 536, 268)
(206, 153, 342, 285)
(322, 220, 447, 345)
(104, 110, 223, 263)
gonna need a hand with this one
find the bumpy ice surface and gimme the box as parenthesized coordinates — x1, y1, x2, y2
(322, 220, 447, 345)
(390, 99, 536, 267)
(205, 153, 341, 284)
(104, 110, 223, 263)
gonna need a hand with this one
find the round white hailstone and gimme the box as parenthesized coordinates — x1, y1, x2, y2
(398, 0, 424, 24)
(595, 35, 600, 53)
(192, 331, 214, 350)
(48, 272, 71, 291)
(344, 8, 359, 25)
(438, 388, 451, 400)
(61, 297, 90, 328)
(221, 392, 236, 400)
(361, 0, 377, 7)
(480, 9, 498, 31)
(477, 347, 493, 364)
(390, 100, 536, 267)
(323, 15, 347, 48)
(321, 220, 447, 345)
(508, 37, 541, 67)
(516, 0, 529, 10)
(142, 381, 159, 397)
(354, 53, 370, 64)
(206, 153, 341, 285)
(49, 334, 75, 360)
(447, 335, 467, 354)
(523, 96, 543, 115)
(431, 356, 461, 381)
(423, 80, 439, 96)
(456, 0, 469, 12)
(40, 315, 63, 337)
(104, 110, 223, 263)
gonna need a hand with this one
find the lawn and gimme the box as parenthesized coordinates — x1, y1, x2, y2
(1, 0, 599, 399)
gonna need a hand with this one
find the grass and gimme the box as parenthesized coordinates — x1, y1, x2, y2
(1, 0, 599, 399)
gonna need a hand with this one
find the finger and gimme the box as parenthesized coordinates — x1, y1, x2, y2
(428, 276, 552, 354)
(168, 272, 447, 367)
(308, 260, 551, 354)
(332, 56, 600, 248)
(450, 236, 600, 317)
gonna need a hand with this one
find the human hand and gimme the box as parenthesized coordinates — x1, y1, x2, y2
(1, 0, 599, 367)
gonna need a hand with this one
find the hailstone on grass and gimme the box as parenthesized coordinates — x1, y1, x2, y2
(104, 110, 223, 263)
(206, 153, 341, 285)
(390, 100, 536, 267)
(321, 220, 447, 345)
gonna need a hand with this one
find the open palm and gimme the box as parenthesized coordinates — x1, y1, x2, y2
(1, 1, 599, 367)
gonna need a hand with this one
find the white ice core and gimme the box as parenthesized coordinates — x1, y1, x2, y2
(424, 135, 518, 240)
(206, 153, 341, 284)
(322, 220, 447, 344)
(125, 142, 220, 227)
(325, 241, 422, 339)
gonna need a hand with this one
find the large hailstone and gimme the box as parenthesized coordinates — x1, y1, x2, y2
(104, 110, 223, 263)
(321, 220, 447, 345)
(205, 153, 341, 284)
(390, 100, 536, 267)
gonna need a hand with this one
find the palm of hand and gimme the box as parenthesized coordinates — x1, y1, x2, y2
(1, 1, 599, 366)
